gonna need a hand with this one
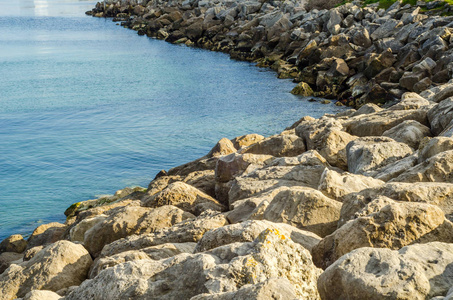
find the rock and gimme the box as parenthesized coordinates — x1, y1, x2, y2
(346, 136, 413, 175)
(391, 150, 453, 183)
(327, 9, 343, 35)
(0, 240, 92, 300)
(352, 28, 371, 48)
(318, 169, 384, 202)
(389, 92, 431, 111)
(22, 290, 62, 300)
(344, 109, 429, 137)
(142, 181, 224, 215)
(260, 186, 342, 237)
(99, 212, 228, 258)
(241, 133, 306, 157)
(318, 242, 453, 299)
(194, 220, 321, 253)
(290, 81, 314, 96)
(90, 243, 196, 278)
(183, 170, 216, 198)
(23, 246, 44, 262)
(312, 199, 448, 269)
(0, 252, 22, 274)
(419, 137, 453, 163)
(65, 229, 321, 299)
(382, 120, 432, 149)
(215, 152, 274, 183)
(428, 97, 453, 136)
(370, 19, 402, 40)
(351, 103, 383, 116)
(0, 235, 27, 254)
(231, 134, 264, 150)
(27, 222, 66, 250)
(368, 152, 419, 182)
(83, 205, 194, 257)
(207, 138, 237, 158)
(69, 214, 108, 242)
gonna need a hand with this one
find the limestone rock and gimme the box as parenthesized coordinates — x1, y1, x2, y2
(183, 170, 216, 198)
(215, 152, 274, 183)
(0, 252, 22, 274)
(389, 92, 431, 111)
(0, 235, 27, 254)
(83, 205, 194, 257)
(241, 133, 306, 157)
(142, 181, 224, 215)
(207, 138, 237, 158)
(391, 150, 453, 183)
(318, 242, 453, 299)
(99, 212, 228, 258)
(428, 97, 453, 136)
(318, 169, 384, 202)
(261, 186, 342, 237)
(22, 290, 62, 300)
(346, 136, 413, 175)
(69, 214, 108, 242)
(0, 240, 92, 300)
(382, 120, 432, 149)
(291, 81, 314, 96)
(65, 229, 321, 300)
(368, 152, 419, 182)
(351, 103, 383, 117)
(27, 222, 66, 250)
(194, 219, 321, 253)
(419, 137, 453, 163)
(313, 199, 447, 269)
(231, 134, 265, 150)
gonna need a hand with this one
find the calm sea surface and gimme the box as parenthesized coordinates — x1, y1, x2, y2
(0, 0, 344, 240)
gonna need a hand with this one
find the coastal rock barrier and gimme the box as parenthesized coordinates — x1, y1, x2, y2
(2, 0, 453, 299)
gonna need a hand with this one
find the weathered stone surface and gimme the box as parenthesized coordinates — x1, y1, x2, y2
(207, 138, 237, 158)
(368, 152, 419, 182)
(346, 136, 413, 175)
(428, 97, 453, 136)
(291, 81, 314, 96)
(22, 290, 62, 300)
(215, 152, 274, 183)
(231, 134, 264, 150)
(382, 120, 432, 149)
(0, 240, 92, 300)
(0, 252, 22, 274)
(142, 181, 224, 215)
(318, 242, 453, 299)
(99, 212, 228, 258)
(318, 169, 384, 202)
(27, 222, 66, 250)
(66, 229, 321, 300)
(313, 199, 448, 269)
(389, 92, 431, 111)
(194, 220, 321, 253)
(259, 186, 342, 237)
(241, 133, 306, 157)
(419, 137, 453, 163)
(391, 150, 453, 183)
(83, 205, 194, 257)
(0, 235, 27, 254)
(183, 170, 216, 198)
(69, 214, 108, 242)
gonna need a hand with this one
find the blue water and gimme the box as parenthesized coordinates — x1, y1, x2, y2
(0, 0, 344, 241)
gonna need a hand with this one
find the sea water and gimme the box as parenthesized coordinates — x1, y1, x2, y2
(0, 0, 344, 240)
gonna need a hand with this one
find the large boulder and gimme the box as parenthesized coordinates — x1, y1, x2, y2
(391, 150, 453, 183)
(427, 97, 453, 135)
(194, 220, 321, 253)
(0, 252, 22, 274)
(22, 290, 62, 300)
(0, 235, 27, 254)
(240, 133, 306, 157)
(318, 169, 384, 202)
(261, 186, 342, 237)
(83, 205, 194, 257)
(313, 199, 449, 269)
(142, 181, 224, 215)
(65, 229, 322, 299)
(318, 242, 453, 299)
(26, 222, 66, 250)
(231, 134, 264, 150)
(346, 137, 413, 175)
(0, 241, 92, 300)
(382, 120, 432, 149)
(418, 137, 453, 163)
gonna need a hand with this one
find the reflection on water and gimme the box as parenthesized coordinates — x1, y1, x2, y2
(0, 0, 96, 17)
(34, 0, 49, 16)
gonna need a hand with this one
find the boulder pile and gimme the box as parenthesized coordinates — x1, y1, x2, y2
(2, 0, 453, 299)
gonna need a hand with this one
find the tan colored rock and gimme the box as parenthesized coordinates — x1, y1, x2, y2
(391, 150, 453, 183)
(268, 150, 328, 167)
(231, 134, 264, 150)
(23, 290, 62, 300)
(291, 81, 314, 96)
(313, 200, 447, 269)
(27, 222, 66, 250)
(419, 137, 453, 163)
(0, 240, 92, 300)
(344, 108, 429, 137)
(382, 120, 432, 149)
(427, 97, 453, 135)
(318, 169, 384, 202)
(339, 182, 453, 226)
(183, 170, 216, 198)
(215, 152, 274, 183)
(23, 246, 44, 262)
(83, 205, 194, 257)
(207, 137, 237, 158)
(0, 235, 27, 254)
(69, 214, 108, 242)
(389, 92, 431, 110)
(240, 133, 306, 157)
(167, 156, 218, 177)
(347, 136, 413, 175)
(0, 252, 22, 274)
(318, 242, 453, 299)
(99, 212, 228, 258)
(194, 220, 321, 253)
(146, 174, 181, 197)
(368, 152, 419, 182)
(65, 229, 321, 300)
(142, 181, 224, 215)
(351, 103, 383, 116)
(261, 186, 342, 237)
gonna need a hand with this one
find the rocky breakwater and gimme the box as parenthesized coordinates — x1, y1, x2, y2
(87, 0, 453, 107)
(1, 85, 453, 298)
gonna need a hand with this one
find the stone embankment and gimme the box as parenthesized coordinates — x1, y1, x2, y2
(87, 0, 453, 107)
(2, 0, 453, 299)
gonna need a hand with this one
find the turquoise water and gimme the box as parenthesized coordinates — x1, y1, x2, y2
(0, 0, 343, 241)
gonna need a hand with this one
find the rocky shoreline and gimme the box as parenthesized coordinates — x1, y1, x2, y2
(2, 0, 453, 299)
